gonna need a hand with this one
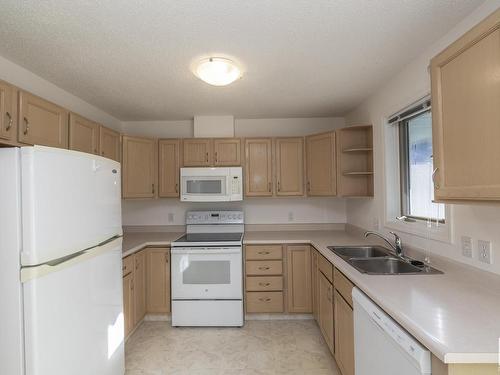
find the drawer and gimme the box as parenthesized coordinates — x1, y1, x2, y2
(334, 268, 355, 307)
(318, 254, 333, 282)
(245, 245, 283, 260)
(246, 276, 283, 291)
(246, 260, 283, 275)
(246, 292, 284, 313)
(122, 255, 134, 276)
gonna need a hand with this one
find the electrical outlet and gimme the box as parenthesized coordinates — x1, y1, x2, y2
(477, 240, 492, 264)
(461, 236, 473, 258)
(167, 213, 175, 223)
(288, 212, 294, 222)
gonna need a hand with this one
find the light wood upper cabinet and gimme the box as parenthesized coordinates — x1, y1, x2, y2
(123, 271, 134, 337)
(183, 138, 212, 166)
(0, 80, 17, 142)
(334, 290, 354, 375)
(318, 271, 334, 354)
(286, 245, 312, 313)
(214, 138, 241, 166)
(122, 135, 157, 198)
(99, 126, 121, 162)
(133, 251, 147, 326)
(68, 113, 99, 155)
(275, 137, 304, 196)
(159, 139, 181, 197)
(146, 248, 171, 313)
(431, 9, 500, 201)
(244, 138, 273, 196)
(306, 132, 336, 196)
(18, 90, 69, 148)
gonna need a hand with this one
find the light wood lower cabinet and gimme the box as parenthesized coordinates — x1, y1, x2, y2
(18, 90, 69, 148)
(133, 251, 147, 325)
(146, 248, 171, 313)
(246, 291, 284, 313)
(99, 126, 121, 162)
(0, 80, 17, 142)
(122, 135, 157, 198)
(318, 271, 334, 354)
(123, 272, 134, 337)
(69, 113, 99, 155)
(311, 249, 319, 322)
(286, 245, 312, 313)
(334, 290, 354, 375)
(158, 139, 181, 197)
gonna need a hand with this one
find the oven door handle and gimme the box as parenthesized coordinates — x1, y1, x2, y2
(171, 248, 241, 255)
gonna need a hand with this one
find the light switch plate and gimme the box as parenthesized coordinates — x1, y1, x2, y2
(461, 236, 472, 258)
(477, 240, 492, 264)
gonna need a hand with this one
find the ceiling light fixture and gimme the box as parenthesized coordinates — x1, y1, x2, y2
(194, 57, 242, 86)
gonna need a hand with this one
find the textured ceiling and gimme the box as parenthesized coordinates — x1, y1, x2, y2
(0, 0, 483, 121)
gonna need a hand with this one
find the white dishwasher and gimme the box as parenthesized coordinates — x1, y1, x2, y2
(353, 288, 431, 375)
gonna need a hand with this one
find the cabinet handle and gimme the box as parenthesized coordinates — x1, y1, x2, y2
(432, 167, 440, 189)
(258, 266, 270, 271)
(206, 152, 209, 162)
(23, 117, 29, 135)
(215, 151, 218, 163)
(122, 266, 126, 271)
(5, 111, 12, 131)
(307, 181, 311, 192)
(259, 282, 271, 287)
(175, 183, 178, 193)
(277, 181, 280, 192)
(131, 280, 134, 290)
(135, 259, 139, 270)
(258, 251, 270, 255)
(152, 184, 155, 194)
(165, 254, 169, 264)
(268, 182, 272, 192)
(259, 297, 272, 302)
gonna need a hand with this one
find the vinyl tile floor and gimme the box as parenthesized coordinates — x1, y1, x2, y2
(125, 320, 341, 375)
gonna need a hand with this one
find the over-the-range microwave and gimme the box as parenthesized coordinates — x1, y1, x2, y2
(180, 167, 243, 202)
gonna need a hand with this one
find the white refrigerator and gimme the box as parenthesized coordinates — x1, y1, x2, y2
(0, 146, 125, 375)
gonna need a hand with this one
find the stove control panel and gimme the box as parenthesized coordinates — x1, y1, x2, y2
(186, 210, 244, 225)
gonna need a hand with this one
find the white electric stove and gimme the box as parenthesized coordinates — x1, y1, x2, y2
(171, 210, 244, 327)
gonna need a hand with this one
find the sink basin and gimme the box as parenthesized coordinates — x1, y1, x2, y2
(328, 245, 391, 259)
(349, 257, 426, 275)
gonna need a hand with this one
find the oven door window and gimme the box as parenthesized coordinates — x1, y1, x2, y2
(185, 178, 225, 195)
(183, 260, 230, 284)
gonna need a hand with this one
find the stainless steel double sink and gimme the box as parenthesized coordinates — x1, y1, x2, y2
(328, 246, 443, 275)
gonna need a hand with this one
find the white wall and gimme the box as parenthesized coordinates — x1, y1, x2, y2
(0, 55, 122, 131)
(122, 116, 347, 226)
(344, 1, 500, 274)
(123, 198, 346, 226)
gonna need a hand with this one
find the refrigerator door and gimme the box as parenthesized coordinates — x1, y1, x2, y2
(22, 237, 124, 375)
(21, 146, 122, 266)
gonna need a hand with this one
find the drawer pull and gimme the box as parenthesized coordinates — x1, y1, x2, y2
(259, 282, 271, 287)
(258, 297, 272, 302)
(258, 266, 270, 271)
(258, 251, 270, 255)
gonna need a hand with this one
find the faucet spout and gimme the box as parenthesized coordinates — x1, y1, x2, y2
(364, 231, 404, 258)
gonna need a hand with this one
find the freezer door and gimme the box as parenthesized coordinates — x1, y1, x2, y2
(22, 238, 124, 375)
(21, 146, 122, 266)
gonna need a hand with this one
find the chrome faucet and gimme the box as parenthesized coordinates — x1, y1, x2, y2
(364, 231, 404, 258)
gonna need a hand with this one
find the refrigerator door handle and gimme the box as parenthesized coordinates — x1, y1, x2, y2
(45, 248, 88, 267)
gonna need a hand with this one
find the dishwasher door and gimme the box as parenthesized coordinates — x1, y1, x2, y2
(353, 288, 431, 375)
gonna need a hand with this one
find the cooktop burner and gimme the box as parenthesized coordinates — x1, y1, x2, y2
(174, 232, 243, 244)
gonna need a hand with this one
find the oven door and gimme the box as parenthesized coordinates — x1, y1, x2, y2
(171, 247, 242, 300)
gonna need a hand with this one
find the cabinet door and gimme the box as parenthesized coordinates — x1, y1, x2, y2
(159, 139, 181, 197)
(276, 137, 304, 196)
(214, 138, 241, 166)
(146, 248, 171, 313)
(183, 138, 212, 166)
(122, 136, 157, 198)
(99, 126, 121, 162)
(286, 245, 312, 313)
(18, 90, 69, 148)
(123, 272, 134, 337)
(244, 138, 273, 196)
(0, 80, 16, 142)
(68, 113, 99, 154)
(318, 272, 334, 354)
(431, 9, 500, 200)
(311, 249, 319, 322)
(334, 290, 354, 375)
(134, 251, 146, 325)
(306, 132, 336, 196)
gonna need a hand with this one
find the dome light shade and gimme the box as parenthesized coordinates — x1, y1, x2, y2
(194, 57, 241, 86)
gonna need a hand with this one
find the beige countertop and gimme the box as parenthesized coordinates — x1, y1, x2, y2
(122, 229, 500, 364)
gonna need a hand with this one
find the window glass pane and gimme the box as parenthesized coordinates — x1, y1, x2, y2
(183, 261, 230, 284)
(186, 180, 222, 194)
(406, 111, 445, 221)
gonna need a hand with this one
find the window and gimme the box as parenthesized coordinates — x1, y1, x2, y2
(395, 103, 445, 222)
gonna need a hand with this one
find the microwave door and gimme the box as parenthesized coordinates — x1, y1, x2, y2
(181, 176, 229, 201)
